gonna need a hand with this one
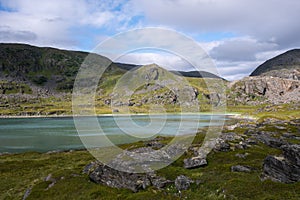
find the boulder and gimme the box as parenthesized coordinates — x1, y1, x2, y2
(231, 165, 252, 172)
(262, 144, 300, 183)
(85, 162, 171, 192)
(175, 175, 193, 191)
(214, 138, 231, 152)
(184, 157, 207, 169)
(263, 156, 300, 183)
(256, 133, 287, 149)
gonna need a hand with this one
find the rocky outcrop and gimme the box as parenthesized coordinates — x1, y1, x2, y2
(256, 132, 287, 149)
(229, 76, 300, 104)
(84, 161, 172, 192)
(262, 144, 300, 183)
(258, 69, 300, 80)
(84, 161, 197, 193)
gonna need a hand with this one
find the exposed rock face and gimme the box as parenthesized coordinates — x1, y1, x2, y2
(262, 144, 300, 183)
(229, 76, 300, 104)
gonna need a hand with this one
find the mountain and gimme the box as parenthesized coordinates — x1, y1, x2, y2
(0, 43, 226, 115)
(0, 43, 224, 92)
(250, 49, 300, 80)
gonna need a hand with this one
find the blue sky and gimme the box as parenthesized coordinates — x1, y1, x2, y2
(0, 0, 300, 80)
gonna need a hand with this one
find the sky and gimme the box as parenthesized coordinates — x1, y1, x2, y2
(0, 0, 299, 80)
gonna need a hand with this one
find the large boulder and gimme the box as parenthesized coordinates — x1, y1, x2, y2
(262, 144, 300, 183)
(84, 162, 172, 192)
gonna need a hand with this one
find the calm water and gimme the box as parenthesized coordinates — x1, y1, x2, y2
(0, 114, 226, 153)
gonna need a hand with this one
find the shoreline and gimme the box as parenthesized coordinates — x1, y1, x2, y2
(0, 112, 242, 119)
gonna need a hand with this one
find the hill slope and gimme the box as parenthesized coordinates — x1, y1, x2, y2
(250, 49, 300, 80)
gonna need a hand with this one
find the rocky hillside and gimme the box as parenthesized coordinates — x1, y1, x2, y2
(250, 49, 300, 80)
(228, 76, 300, 105)
(228, 49, 300, 105)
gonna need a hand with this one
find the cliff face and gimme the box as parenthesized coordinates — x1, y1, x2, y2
(229, 76, 300, 104)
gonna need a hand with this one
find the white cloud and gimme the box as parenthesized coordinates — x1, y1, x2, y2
(129, 0, 300, 48)
(116, 52, 193, 72)
(0, 0, 134, 49)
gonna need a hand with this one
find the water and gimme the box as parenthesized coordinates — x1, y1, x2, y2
(0, 114, 227, 153)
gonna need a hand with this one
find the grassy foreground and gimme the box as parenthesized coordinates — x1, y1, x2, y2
(1, 119, 300, 200)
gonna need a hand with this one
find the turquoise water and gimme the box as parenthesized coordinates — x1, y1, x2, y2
(0, 115, 226, 153)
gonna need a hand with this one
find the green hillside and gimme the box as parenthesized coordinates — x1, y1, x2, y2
(0, 43, 225, 116)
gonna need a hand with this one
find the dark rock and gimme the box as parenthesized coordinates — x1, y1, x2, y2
(104, 99, 111, 105)
(231, 165, 252, 172)
(214, 139, 231, 152)
(245, 138, 258, 145)
(235, 141, 248, 150)
(85, 162, 171, 192)
(281, 133, 297, 139)
(175, 175, 193, 191)
(256, 134, 287, 148)
(281, 144, 300, 166)
(88, 163, 150, 192)
(184, 157, 207, 169)
(262, 155, 300, 183)
(151, 176, 173, 189)
(128, 101, 135, 106)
